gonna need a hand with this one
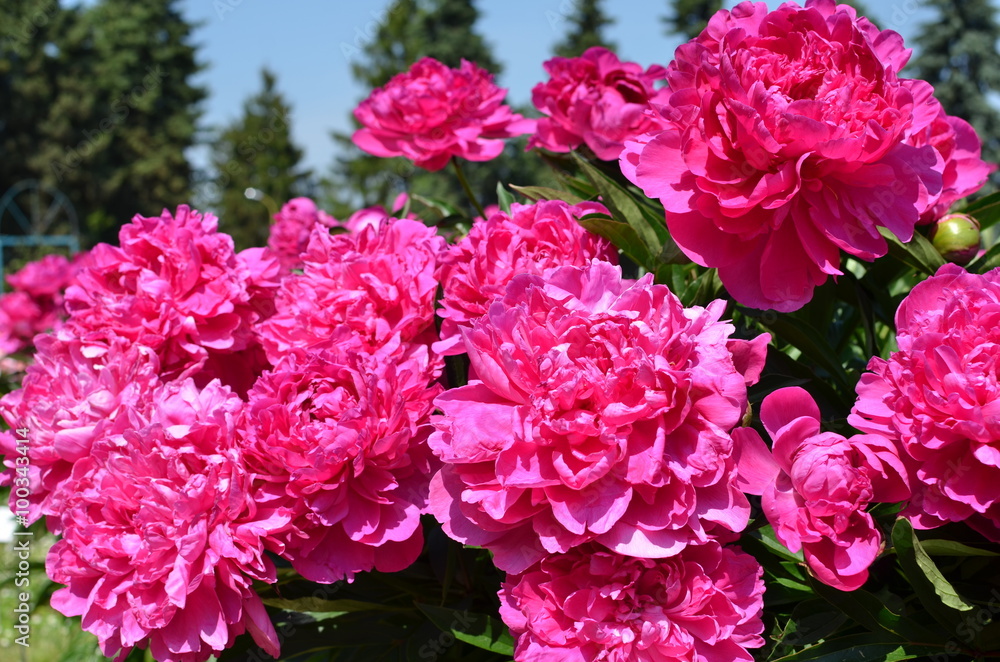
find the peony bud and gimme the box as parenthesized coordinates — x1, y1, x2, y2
(931, 213, 981, 265)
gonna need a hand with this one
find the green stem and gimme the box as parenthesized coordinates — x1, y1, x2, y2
(450, 156, 486, 218)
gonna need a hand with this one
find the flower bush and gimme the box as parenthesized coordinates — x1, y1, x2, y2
(4, 3, 1000, 661)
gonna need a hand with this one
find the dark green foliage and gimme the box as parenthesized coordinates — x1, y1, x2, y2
(665, 0, 723, 40)
(0, 0, 205, 245)
(208, 69, 310, 251)
(553, 0, 616, 58)
(910, 0, 1000, 190)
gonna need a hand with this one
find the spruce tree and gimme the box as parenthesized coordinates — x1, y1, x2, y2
(910, 0, 1000, 187)
(553, 0, 616, 58)
(2, 0, 205, 244)
(209, 69, 310, 251)
(665, 0, 722, 41)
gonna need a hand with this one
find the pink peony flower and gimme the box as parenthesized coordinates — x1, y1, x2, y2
(428, 261, 769, 572)
(906, 105, 994, 223)
(0, 253, 84, 354)
(64, 205, 261, 380)
(46, 379, 287, 662)
(0, 332, 161, 528)
(0, 291, 56, 355)
(267, 197, 336, 272)
(7, 253, 77, 298)
(735, 387, 909, 590)
(239, 346, 441, 582)
(353, 57, 535, 171)
(435, 199, 618, 355)
(258, 217, 445, 366)
(530, 47, 671, 160)
(850, 264, 1000, 539)
(499, 542, 765, 662)
(620, 0, 946, 312)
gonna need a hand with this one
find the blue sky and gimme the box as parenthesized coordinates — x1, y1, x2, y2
(179, 0, 936, 174)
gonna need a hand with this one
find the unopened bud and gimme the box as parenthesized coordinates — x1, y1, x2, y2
(931, 213, 981, 265)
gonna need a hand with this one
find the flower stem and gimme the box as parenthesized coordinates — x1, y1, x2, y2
(451, 157, 487, 219)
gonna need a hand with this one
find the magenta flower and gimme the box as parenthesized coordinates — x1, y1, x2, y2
(258, 218, 445, 366)
(0, 332, 160, 528)
(499, 542, 765, 662)
(7, 253, 77, 298)
(530, 47, 670, 160)
(428, 261, 769, 572)
(46, 379, 287, 662)
(906, 104, 994, 223)
(0, 253, 83, 355)
(621, 0, 945, 311)
(239, 347, 441, 583)
(64, 205, 261, 380)
(851, 264, 1000, 540)
(352, 57, 535, 171)
(267, 197, 336, 272)
(435, 199, 617, 355)
(736, 387, 909, 590)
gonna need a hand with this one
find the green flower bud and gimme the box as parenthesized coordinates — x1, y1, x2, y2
(931, 213, 981, 265)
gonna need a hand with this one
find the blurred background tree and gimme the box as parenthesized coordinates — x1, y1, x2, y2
(910, 0, 1000, 191)
(3, 0, 204, 244)
(665, 0, 722, 40)
(553, 0, 616, 58)
(0, 0, 204, 246)
(209, 68, 310, 251)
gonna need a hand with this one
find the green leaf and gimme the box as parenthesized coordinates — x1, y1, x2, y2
(878, 227, 946, 275)
(496, 182, 515, 214)
(571, 153, 678, 268)
(756, 525, 806, 563)
(967, 240, 1000, 274)
(918, 539, 1000, 557)
(578, 213, 655, 267)
(770, 633, 945, 662)
(509, 184, 585, 205)
(891, 518, 974, 634)
(762, 315, 854, 396)
(261, 596, 404, 614)
(412, 193, 463, 219)
(961, 189, 1000, 230)
(416, 604, 515, 656)
(807, 578, 934, 643)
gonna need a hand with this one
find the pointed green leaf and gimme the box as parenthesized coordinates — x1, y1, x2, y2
(960, 189, 1000, 230)
(496, 182, 515, 214)
(967, 240, 1000, 274)
(509, 184, 585, 205)
(878, 227, 946, 275)
(261, 596, 404, 614)
(807, 578, 936, 643)
(891, 518, 974, 635)
(578, 213, 654, 267)
(412, 193, 463, 219)
(918, 539, 1000, 557)
(571, 152, 672, 266)
(770, 634, 946, 662)
(416, 604, 515, 656)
